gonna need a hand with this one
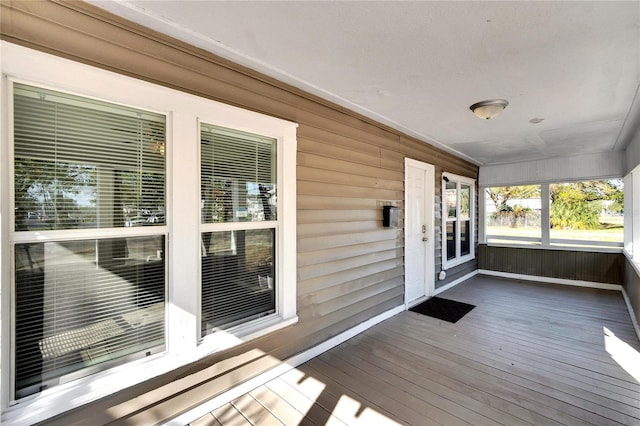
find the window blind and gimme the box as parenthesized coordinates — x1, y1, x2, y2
(200, 124, 277, 336)
(201, 124, 276, 223)
(13, 83, 166, 230)
(201, 229, 275, 335)
(12, 83, 167, 398)
(14, 237, 165, 398)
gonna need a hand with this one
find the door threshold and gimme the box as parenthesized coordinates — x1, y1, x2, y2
(406, 295, 431, 309)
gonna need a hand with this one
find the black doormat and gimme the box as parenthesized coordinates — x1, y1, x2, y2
(409, 297, 475, 323)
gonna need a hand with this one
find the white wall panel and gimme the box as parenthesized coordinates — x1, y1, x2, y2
(479, 151, 625, 187)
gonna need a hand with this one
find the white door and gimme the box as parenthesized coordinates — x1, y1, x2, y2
(404, 158, 435, 307)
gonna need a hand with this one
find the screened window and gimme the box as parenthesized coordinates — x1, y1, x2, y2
(442, 173, 475, 268)
(549, 180, 623, 249)
(483, 180, 623, 250)
(485, 185, 542, 245)
(12, 83, 166, 398)
(200, 124, 277, 337)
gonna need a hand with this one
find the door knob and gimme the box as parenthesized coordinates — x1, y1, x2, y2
(422, 237, 428, 242)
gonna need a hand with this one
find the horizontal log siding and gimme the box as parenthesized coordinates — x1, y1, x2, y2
(478, 245, 625, 285)
(1, 1, 478, 423)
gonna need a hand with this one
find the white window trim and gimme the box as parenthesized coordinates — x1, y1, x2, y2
(441, 172, 476, 270)
(0, 41, 298, 425)
(196, 117, 296, 344)
(625, 168, 640, 263)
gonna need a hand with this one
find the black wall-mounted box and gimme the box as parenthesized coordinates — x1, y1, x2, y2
(383, 206, 399, 228)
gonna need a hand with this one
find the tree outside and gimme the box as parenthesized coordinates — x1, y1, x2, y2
(486, 185, 541, 231)
(486, 180, 623, 246)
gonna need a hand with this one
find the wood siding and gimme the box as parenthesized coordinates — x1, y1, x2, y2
(1, 1, 479, 423)
(478, 245, 625, 285)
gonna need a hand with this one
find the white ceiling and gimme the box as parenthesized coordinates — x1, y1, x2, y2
(89, 1, 640, 166)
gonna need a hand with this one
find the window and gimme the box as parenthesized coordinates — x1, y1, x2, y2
(2, 42, 297, 422)
(483, 180, 623, 250)
(442, 173, 475, 268)
(11, 83, 166, 398)
(485, 185, 542, 245)
(549, 180, 623, 249)
(200, 125, 277, 336)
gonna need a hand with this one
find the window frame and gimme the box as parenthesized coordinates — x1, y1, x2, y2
(0, 41, 298, 423)
(481, 180, 624, 252)
(441, 172, 476, 269)
(8, 78, 171, 401)
(197, 120, 295, 343)
(624, 170, 638, 261)
(483, 185, 543, 246)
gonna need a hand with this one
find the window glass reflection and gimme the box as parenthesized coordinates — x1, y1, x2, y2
(14, 236, 165, 398)
(13, 83, 166, 231)
(446, 181, 457, 219)
(447, 221, 457, 260)
(460, 221, 470, 256)
(460, 185, 470, 220)
(201, 229, 275, 335)
(201, 124, 277, 224)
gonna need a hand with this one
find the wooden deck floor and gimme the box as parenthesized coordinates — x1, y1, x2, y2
(187, 275, 640, 425)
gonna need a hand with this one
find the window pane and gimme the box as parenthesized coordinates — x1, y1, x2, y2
(14, 236, 165, 398)
(201, 124, 277, 223)
(460, 220, 470, 256)
(447, 221, 457, 260)
(13, 84, 166, 231)
(445, 180, 457, 218)
(485, 185, 541, 245)
(201, 229, 275, 335)
(460, 185, 470, 220)
(550, 180, 623, 248)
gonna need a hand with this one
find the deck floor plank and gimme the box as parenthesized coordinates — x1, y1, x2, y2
(229, 392, 285, 426)
(247, 384, 314, 425)
(264, 377, 344, 426)
(188, 412, 222, 426)
(310, 352, 471, 426)
(211, 404, 252, 426)
(325, 342, 530, 425)
(383, 314, 639, 423)
(188, 276, 640, 425)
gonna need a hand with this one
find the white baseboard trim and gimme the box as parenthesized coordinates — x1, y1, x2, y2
(622, 288, 640, 342)
(433, 270, 479, 296)
(165, 304, 406, 426)
(478, 269, 623, 291)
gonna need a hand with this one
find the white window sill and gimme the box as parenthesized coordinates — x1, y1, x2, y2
(442, 254, 475, 270)
(199, 314, 299, 354)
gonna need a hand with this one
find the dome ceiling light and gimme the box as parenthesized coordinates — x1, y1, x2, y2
(469, 99, 509, 120)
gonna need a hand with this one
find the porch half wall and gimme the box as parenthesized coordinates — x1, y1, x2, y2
(624, 257, 640, 327)
(478, 245, 625, 285)
(0, 1, 478, 423)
